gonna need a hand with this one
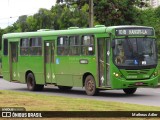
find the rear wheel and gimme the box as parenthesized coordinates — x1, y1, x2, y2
(85, 75, 98, 96)
(58, 86, 72, 90)
(123, 88, 137, 95)
(26, 73, 44, 91)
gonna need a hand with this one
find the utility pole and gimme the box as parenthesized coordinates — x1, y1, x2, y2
(89, 0, 94, 27)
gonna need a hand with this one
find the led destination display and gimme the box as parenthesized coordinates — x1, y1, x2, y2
(116, 28, 154, 36)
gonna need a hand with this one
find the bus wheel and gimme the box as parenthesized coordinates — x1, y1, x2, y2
(85, 75, 98, 96)
(26, 73, 44, 91)
(58, 86, 72, 90)
(123, 88, 137, 95)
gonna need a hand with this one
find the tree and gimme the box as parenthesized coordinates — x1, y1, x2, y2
(94, 0, 142, 26)
(16, 15, 28, 32)
(154, 7, 160, 54)
(51, 3, 88, 29)
(26, 16, 38, 31)
(56, 0, 87, 8)
(33, 8, 53, 30)
(59, 4, 88, 29)
(56, 0, 90, 27)
(56, 0, 146, 26)
(51, 4, 65, 29)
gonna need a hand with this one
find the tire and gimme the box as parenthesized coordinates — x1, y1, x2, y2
(26, 73, 44, 91)
(58, 86, 72, 90)
(123, 88, 137, 95)
(84, 75, 98, 96)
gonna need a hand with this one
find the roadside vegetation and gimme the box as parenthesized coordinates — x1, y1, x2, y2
(0, 90, 160, 111)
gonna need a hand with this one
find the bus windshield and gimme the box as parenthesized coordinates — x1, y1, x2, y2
(113, 38, 157, 68)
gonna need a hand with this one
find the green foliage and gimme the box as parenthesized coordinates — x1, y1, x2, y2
(94, 0, 140, 26)
(26, 16, 38, 31)
(137, 7, 160, 54)
(33, 8, 53, 30)
(16, 15, 28, 32)
(51, 3, 88, 30)
(1, 90, 160, 111)
(58, 4, 88, 29)
(56, 0, 87, 8)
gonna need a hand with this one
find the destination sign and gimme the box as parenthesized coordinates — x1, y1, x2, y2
(115, 28, 154, 36)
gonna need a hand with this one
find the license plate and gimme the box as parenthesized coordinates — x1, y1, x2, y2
(135, 82, 144, 86)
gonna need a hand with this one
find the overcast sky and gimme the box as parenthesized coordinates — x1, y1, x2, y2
(0, 0, 56, 29)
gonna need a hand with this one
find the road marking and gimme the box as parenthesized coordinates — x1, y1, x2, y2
(101, 76, 104, 83)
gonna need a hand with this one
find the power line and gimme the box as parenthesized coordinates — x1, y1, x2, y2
(0, 13, 35, 29)
(0, 13, 35, 21)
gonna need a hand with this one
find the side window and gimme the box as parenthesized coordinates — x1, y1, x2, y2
(20, 38, 29, 56)
(81, 35, 94, 55)
(30, 37, 42, 56)
(3, 39, 8, 56)
(69, 36, 80, 55)
(57, 36, 69, 55)
(11, 43, 18, 62)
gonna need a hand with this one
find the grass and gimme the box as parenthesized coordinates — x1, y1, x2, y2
(0, 90, 160, 111)
(1, 90, 160, 120)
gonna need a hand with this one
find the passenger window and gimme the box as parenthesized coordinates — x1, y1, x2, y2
(30, 37, 42, 56)
(57, 36, 69, 55)
(11, 43, 18, 62)
(3, 39, 8, 56)
(81, 35, 94, 55)
(69, 36, 80, 55)
(20, 38, 29, 56)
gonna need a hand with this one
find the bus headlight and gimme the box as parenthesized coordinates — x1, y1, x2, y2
(113, 72, 120, 77)
(115, 73, 119, 77)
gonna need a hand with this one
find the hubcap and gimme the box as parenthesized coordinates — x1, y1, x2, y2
(87, 79, 94, 92)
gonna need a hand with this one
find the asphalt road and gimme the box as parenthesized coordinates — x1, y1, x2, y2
(0, 78, 160, 107)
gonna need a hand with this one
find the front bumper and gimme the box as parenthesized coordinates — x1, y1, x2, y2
(111, 75, 159, 89)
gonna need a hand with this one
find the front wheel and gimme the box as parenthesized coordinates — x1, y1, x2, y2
(85, 75, 98, 96)
(26, 73, 44, 91)
(123, 88, 137, 95)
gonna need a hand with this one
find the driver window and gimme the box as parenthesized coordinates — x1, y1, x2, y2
(114, 39, 125, 65)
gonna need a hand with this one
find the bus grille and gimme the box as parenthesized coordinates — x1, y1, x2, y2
(126, 69, 150, 75)
(121, 69, 153, 80)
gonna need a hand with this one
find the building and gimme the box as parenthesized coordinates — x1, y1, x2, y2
(149, 0, 160, 8)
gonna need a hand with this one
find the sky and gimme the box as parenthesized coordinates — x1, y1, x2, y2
(0, 0, 56, 29)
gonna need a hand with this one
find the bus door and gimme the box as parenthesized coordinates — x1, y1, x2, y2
(98, 38, 111, 87)
(44, 41, 55, 84)
(10, 42, 18, 80)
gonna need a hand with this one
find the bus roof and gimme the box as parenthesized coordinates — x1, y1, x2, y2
(2, 25, 154, 39)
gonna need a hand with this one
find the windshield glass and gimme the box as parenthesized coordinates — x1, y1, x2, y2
(113, 38, 157, 67)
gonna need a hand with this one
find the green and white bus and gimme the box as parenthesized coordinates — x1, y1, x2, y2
(2, 25, 159, 95)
